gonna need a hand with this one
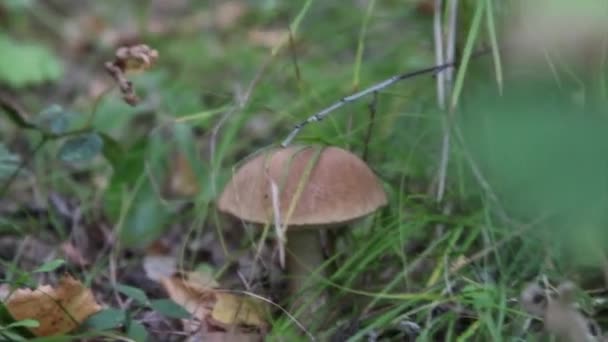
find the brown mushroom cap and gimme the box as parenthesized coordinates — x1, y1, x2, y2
(218, 145, 387, 227)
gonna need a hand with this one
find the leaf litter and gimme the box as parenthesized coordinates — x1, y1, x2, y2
(160, 270, 269, 338)
(4, 275, 102, 337)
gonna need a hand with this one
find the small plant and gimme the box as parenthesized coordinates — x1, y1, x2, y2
(0, 44, 159, 197)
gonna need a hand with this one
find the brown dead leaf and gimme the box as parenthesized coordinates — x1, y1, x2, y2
(160, 271, 268, 332)
(161, 273, 216, 327)
(247, 29, 287, 49)
(5, 275, 102, 337)
(161, 270, 218, 297)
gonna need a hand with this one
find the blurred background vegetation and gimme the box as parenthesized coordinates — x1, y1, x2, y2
(2, 0, 608, 340)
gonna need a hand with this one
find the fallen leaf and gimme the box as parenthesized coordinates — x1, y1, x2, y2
(210, 292, 268, 330)
(160, 272, 268, 333)
(247, 29, 287, 49)
(161, 270, 218, 297)
(5, 275, 102, 336)
(160, 274, 215, 328)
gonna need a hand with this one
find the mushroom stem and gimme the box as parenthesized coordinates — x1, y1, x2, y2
(286, 228, 326, 320)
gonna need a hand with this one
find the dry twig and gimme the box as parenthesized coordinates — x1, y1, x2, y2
(104, 44, 159, 106)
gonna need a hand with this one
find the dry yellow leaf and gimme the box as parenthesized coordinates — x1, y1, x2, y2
(211, 292, 267, 330)
(161, 272, 268, 332)
(160, 273, 215, 323)
(5, 275, 102, 337)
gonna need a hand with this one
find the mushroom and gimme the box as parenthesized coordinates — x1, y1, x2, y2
(218, 145, 387, 317)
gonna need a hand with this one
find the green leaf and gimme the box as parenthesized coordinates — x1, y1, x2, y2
(0, 303, 36, 339)
(0, 143, 21, 180)
(8, 318, 40, 329)
(103, 138, 148, 219)
(0, 34, 63, 88)
(116, 284, 149, 306)
(119, 186, 169, 248)
(110, 138, 148, 185)
(0, 330, 28, 341)
(81, 308, 126, 331)
(149, 299, 191, 319)
(99, 132, 124, 168)
(33, 259, 65, 273)
(465, 287, 494, 309)
(29, 336, 79, 342)
(37, 105, 69, 134)
(126, 321, 148, 342)
(58, 133, 103, 163)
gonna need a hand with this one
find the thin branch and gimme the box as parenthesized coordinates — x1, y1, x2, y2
(0, 136, 47, 198)
(0, 91, 37, 130)
(280, 47, 490, 147)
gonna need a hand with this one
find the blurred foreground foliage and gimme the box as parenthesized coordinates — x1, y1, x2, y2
(461, 75, 608, 265)
(0, 34, 63, 88)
